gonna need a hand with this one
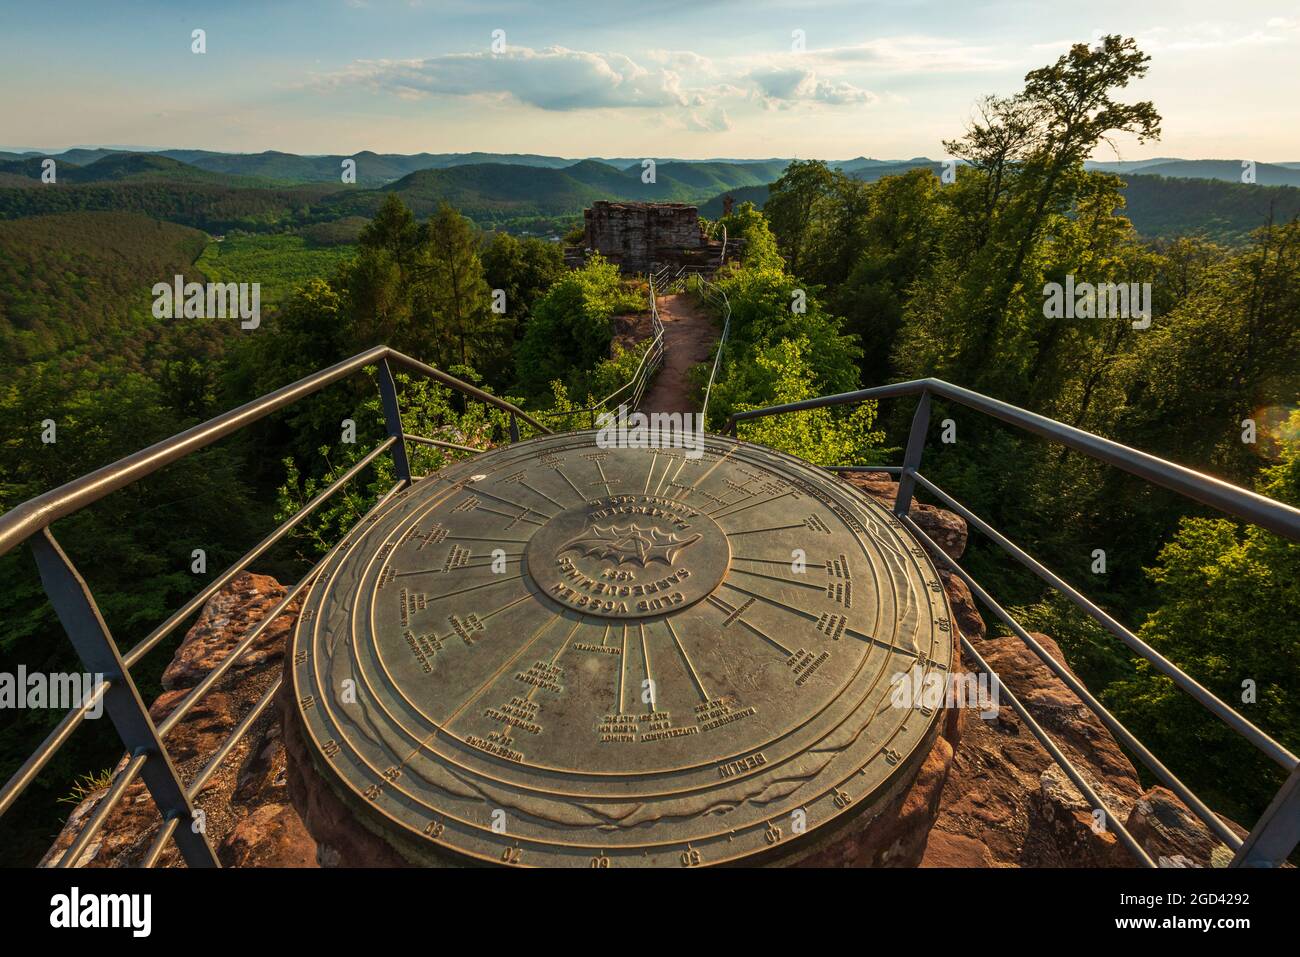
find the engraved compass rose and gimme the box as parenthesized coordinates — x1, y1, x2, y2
(290, 432, 954, 867)
(561, 522, 701, 567)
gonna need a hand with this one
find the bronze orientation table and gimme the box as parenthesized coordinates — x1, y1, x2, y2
(291, 431, 954, 866)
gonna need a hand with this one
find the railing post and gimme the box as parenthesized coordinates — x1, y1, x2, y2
(1231, 764, 1300, 866)
(894, 390, 931, 517)
(375, 358, 412, 485)
(30, 529, 219, 868)
(509, 411, 521, 444)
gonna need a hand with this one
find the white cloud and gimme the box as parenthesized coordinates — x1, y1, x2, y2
(749, 67, 876, 108)
(313, 42, 884, 130)
(323, 46, 690, 111)
(801, 37, 1009, 74)
(684, 106, 732, 132)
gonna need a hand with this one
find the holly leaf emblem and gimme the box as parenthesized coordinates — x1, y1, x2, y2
(562, 523, 701, 567)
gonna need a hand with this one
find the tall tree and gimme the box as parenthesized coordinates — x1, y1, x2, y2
(418, 203, 495, 370)
(764, 160, 837, 276)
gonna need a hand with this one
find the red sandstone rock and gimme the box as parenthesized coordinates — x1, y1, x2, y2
(39, 521, 1244, 870)
(220, 802, 317, 868)
(1119, 786, 1248, 868)
(837, 471, 968, 560)
(162, 572, 297, 690)
(40, 572, 315, 868)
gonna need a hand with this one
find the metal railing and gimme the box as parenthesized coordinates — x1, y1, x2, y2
(0, 346, 548, 868)
(726, 378, 1300, 868)
(537, 270, 666, 428)
(650, 236, 733, 422)
(693, 271, 732, 424)
(9, 339, 1294, 868)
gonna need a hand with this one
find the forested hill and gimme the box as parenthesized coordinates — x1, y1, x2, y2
(0, 156, 785, 233)
(0, 147, 788, 188)
(3, 148, 1297, 243)
(336, 159, 788, 219)
(0, 153, 283, 187)
(0, 211, 209, 362)
(701, 175, 1300, 246)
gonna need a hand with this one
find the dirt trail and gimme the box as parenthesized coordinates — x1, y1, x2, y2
(638, 293, 718, 414)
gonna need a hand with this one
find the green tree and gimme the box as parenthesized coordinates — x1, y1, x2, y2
(714, 201, 784, 272)
(417, 202, 498, 370)
(514, 255, 640, 401)
(764, 159, 837, 276)
(705, 264, 863, 429)
(481, 231, 565, 340)
(731, 337, 886, 466)
(1105, 411, 1300, 822)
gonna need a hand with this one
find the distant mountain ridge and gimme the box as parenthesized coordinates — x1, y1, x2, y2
(2, 147, 1297, 188)
(3, 148, 1297, 245)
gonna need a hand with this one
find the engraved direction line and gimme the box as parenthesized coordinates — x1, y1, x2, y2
(445, 535, 530, 545)
(640, 623, 654, 713)
(413, 592, 532, 653)
(725, 523, 806, 536)
(659, 458, 690, 499)
(393, 558, 520, 579)
(643, 452, 659, 494)
(664, 618, 709, 701)
(445, 557, 523, 572)
(678, 445, 736, 500)
(553, 467, 585, 502)
(442, 612, 562, 725)
(470, 503, 546, 528)
(518, 481, 565, 511)
(617, 624, 629, 712)
(469, 487, 555, 521)
(417, 572, 523, 600)
(709, 489, 796, 521)
(526, 617, 583, 701)
(729, 566, 825, 591)
(723, 582, 901, 655)
(594, 458, 614, 495)
(720, 581, 820, 623)
(733, 555, 824, 566)
(706, 595, 795, 656)
(843, 626, 910, 655)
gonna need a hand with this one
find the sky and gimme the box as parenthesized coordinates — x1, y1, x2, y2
(2, 0, 1298, 161)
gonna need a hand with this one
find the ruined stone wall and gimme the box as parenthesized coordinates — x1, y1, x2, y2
(582, 201, 707, 272)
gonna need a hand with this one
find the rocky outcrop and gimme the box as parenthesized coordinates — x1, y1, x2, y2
(41, 478, 1244, 869)
(1118, 786, 1248, 868)
(838, 470, 1246, 868)
(838, 470, 968, 560)
(610, 308, 653, 356)
(40, 572, 317, 868)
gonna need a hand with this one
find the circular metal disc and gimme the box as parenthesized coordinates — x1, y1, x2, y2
(291, 432, 953, 867)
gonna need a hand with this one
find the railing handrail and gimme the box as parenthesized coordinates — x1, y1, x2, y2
(537, 270, 666, 421)
(726, 377, 1300, 542)
(0, 346, 550, 560)
(0, 344, 545, 867)
(694, 269, 731, 425)
(728, 376, 1300, 867)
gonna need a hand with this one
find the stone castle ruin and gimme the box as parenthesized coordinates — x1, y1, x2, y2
(564, 201, 740, 274)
